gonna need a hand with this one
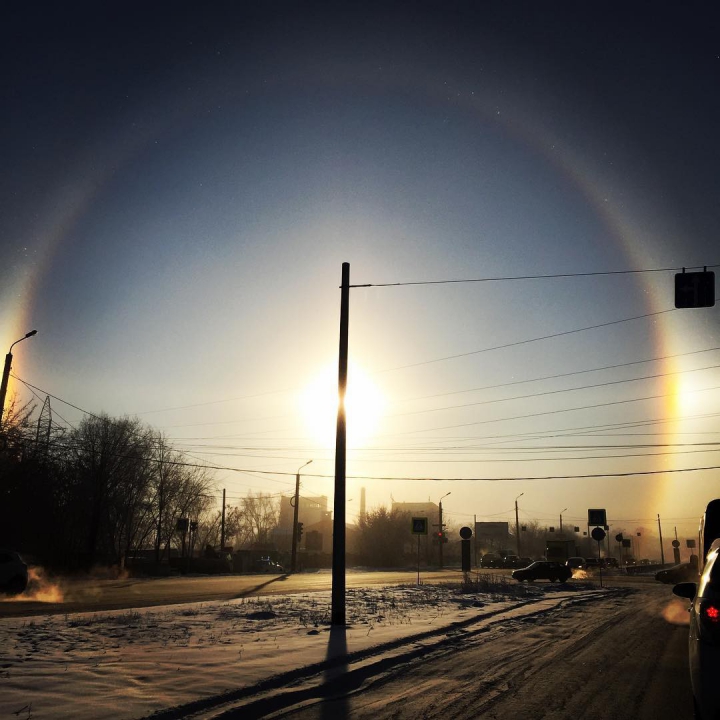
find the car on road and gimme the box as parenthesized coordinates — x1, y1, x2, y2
(250, 558, 285, 574)
(512, 561, 571, 583)
(502, 555, 522, 569)
(566, 557, 586, 570)
(480, 553, 501, 568)
(656, 559, 698, 584)
(0, 550, 28, 595)
(673, 539, 720, 720)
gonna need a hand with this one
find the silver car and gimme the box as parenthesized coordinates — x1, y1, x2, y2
(673, 538, 720, 720)
(0, 549, 29, 595)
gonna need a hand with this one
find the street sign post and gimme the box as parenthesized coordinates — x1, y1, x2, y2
(459, 527, 472, 575)
(588, 509, 607, 527)
(412, 517, 428, 585)
(591, 526, 606, 588)
(411, 517, 428, 535)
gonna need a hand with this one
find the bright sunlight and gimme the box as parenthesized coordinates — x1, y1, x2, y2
(300, 364, 385, 448)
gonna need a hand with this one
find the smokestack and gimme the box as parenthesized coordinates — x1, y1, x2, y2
(360, 487, 366, 521)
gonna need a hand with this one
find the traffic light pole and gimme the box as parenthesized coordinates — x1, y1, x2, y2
(331, 262, 350, 626)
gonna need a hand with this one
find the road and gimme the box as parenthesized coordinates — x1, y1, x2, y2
(0, 569, 467, 617)
(193, 580, 693, 720)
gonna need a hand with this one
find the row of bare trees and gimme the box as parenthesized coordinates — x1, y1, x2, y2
(1, 401, 216, 570)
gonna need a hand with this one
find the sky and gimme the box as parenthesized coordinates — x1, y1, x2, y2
(2, 2, 719, 547)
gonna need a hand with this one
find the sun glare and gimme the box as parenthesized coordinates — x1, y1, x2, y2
(671, 374, 704, 416)
(300, 364, 385, 447)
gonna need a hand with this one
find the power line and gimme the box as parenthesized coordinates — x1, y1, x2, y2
(388, 362, 720, 419)
(32, 437, 720, 482)
(350, 264, 719, 288)
(375, 308, 676, 374)
(403, 345, 720, 402)
(393, 383, 720, 436)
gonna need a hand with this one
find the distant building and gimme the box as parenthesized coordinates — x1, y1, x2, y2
(391, 501, 439, 521)
(272, 495, 331, 552)
(391, 501, 439, 565)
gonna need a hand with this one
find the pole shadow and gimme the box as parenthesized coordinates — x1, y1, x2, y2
(319, 625, 350, 720)
(230, 573, 289, 599)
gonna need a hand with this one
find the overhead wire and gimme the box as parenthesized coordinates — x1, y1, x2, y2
(349, 264, 719, 288)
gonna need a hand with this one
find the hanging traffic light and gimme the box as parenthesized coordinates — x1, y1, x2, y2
(297, 522, 304, 540)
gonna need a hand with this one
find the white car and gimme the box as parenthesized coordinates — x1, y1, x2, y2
(0, 550, 28, 595)
(673, 538, 720, 719)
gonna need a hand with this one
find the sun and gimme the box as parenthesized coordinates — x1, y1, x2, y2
(300, 364, 385, 447)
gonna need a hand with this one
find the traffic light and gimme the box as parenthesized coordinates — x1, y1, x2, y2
(297, 522, 304, 540)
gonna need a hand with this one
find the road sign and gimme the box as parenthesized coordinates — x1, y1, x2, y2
(591, 527, 606, 542)
(687, 539, 696, 548)
(615, 533, 624, 543)
(459, 526, 472, 540)
(622, 539, 631, 548)
(675, 270, 715, 308)
(411, 517, 428, 535)
(672, 539, 680, 548)
(588, 509, 607, 527)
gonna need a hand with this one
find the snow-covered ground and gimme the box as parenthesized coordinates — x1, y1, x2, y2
(0, 577, 629, 720)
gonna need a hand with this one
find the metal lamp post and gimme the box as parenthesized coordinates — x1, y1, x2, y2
(559, 508, 567, 534)
(0, 330, 37, 427)
(291, 459, 312, 573)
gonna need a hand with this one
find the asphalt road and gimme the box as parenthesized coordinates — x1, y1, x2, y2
(0, 568, 470, 617)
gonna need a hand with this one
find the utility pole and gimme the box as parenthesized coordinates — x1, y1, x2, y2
(657, 514, 665, 566)
(291, 460, 312, 573)
(438, 492, 451, 569)
(439, 503, 444, 569)
(515, 493, 524, 555)
(560, 508, 567, 535)
(220, 488, 226, 551)
(331, 262, 350, 626)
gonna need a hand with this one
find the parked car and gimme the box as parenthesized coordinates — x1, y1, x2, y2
(518, 557, 533, 568)
(512, 561, 571, 583)
(656, 559, 699, 584)
(250, 558, 285, 574)
(480, 553, 501, 568)
(566, 557, 586, 570)
(604, 557, 619, 568)
(0, 550, 28, 595)
(673, 539, 720, 719)
(502, 555, 522, 569)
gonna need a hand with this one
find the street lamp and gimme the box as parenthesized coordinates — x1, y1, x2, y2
(0, 330, 38, 427)
(559, 508, 568, 534)
(515, 493, 524, 555)
(291, 459, 312, 573)
(438, 492, 451, 569)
